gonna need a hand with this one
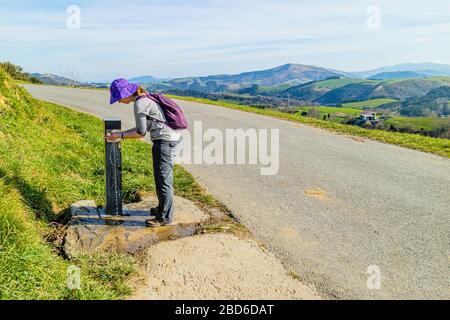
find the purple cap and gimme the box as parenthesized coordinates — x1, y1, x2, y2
(109, 78, 138, 104)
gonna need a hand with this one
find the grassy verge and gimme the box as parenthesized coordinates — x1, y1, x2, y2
(168, 95, 450, 158)
(1, 69, 221, 299)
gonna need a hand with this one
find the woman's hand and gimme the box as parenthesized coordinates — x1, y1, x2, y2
(105, 132, 121, 141)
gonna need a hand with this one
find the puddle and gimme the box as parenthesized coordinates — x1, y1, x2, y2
(65, 208, 203, 257)
(65, 197, 212, 258)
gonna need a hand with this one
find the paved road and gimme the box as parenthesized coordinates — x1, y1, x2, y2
(24, 85, 450, 299)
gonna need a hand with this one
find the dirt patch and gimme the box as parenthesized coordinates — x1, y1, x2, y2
(130, 233, 320, 300)
(0, 94, 9, 110)
(304, 187, 330, 201)
(278, 227, 299, 239)
(350, 136, 367, 143)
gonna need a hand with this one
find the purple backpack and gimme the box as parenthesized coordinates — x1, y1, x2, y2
(138, 93, 188, 130)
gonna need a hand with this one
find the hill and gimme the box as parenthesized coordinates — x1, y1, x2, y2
(368, 71, 428, 80)
(0, 67, 146, 298)
(149, 63, 346, 93)
(399, 86, 450, 117)
(281, 78, 372, 102)
(128, 76, 167, 86)
(0, 62, 42, 84)
(354, 62, 450, 78)
(312, 78, 450, 105)
(30, 73, 84, 86)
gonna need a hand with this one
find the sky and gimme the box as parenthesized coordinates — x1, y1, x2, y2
(1, 0, 450, 82)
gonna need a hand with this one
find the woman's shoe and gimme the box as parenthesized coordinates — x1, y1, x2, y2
(145, 219, 175, 227)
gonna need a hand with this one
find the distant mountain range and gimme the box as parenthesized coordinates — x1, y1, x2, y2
(31, 62, 450, 112)
(147, 64, 347, 93)
(31, 73, 108, 88)
(142, 62, 450, 94)
(128, 76, 167, 86)
(31, 73, 83, 86)
(367, 71, 429, 80)
(352, 63, 450, 78)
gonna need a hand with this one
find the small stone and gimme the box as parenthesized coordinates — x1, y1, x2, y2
(70, 200, 98, 217)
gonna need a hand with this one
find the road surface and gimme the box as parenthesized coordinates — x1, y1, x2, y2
(24, 85, 450, 299)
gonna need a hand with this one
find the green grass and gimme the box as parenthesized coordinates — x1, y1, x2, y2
(168, 95, 450, 158)
(296, 106, 362, 116)
(13, 80, 36, 85)
(1, 69, 219, 299)
(342, 99, 398, 109)
(310, 78, 382, 89)
(259, 84, 293, 93)
(428, 76, 450, 83)
(385, 116, 450, 131)
(0, 180, 137, 299)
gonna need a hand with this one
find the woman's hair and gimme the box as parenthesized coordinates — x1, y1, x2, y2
(134, 86, 148, 97)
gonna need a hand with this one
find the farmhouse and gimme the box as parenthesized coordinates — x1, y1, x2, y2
(360, 111, 377, 121)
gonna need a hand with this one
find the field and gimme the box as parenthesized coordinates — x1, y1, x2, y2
(296, 106, 362, 116)
(385, 116, 450, 131)
(0, 69, 218, 299)
(311, 78, 379, 89)
(342, 99, 398, 109)
(295, 106, 361, 123)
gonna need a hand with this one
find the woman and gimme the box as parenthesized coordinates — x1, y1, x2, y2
(106, 78, 182, 227)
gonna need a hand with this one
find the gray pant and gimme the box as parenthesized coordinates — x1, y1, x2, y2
(152, 139, 180, 223)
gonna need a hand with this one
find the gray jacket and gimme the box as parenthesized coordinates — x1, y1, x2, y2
(134, 97, 181, 142)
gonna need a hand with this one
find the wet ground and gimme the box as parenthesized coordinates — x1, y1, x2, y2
(64, 197, 210, 258)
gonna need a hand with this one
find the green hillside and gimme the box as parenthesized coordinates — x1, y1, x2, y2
(342, 99, 398, 109)
(385, 117, 450, 131)
(0, 68, 215, 299)
(0, 68, 138, 299)
(297, 106, 361, 116)
(282, 78, 373, 101)
(313, 78, 450, 105)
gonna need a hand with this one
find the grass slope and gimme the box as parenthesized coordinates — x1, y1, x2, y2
(385, 117, 450, 131)
(342, 99, 398, 109)
(168, 95, 450, 158)
(0, 69, 216, 299)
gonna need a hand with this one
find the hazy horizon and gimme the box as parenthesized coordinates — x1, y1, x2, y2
(1, 0, 450, 82)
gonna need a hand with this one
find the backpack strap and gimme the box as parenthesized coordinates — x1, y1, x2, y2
(136, 93, 168, 125)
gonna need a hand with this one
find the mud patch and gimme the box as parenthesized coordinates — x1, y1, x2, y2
(304, 187, 330, 201)
(278, 227, 299, 239)
(130, 233, 321, 300)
